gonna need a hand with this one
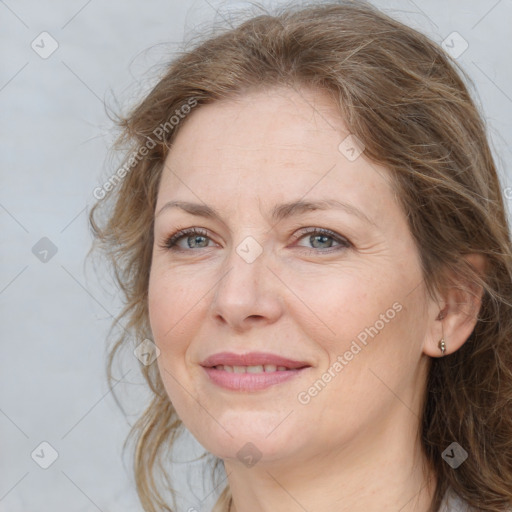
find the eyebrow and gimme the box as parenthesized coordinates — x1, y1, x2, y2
(156, 199, 377, 227)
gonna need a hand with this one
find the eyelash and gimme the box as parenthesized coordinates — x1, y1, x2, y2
(159, 227, 352, 254)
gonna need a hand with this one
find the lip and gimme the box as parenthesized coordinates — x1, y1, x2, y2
(200, 352, 311, 392)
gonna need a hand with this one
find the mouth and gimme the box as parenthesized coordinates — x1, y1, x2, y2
(200, 352, 311, 391)
(211, 364, 300, 373)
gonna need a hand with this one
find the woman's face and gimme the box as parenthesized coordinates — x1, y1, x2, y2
(149, 86, 437, 467)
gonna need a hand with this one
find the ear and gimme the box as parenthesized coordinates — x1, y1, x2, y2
(423, 254, 487, 358)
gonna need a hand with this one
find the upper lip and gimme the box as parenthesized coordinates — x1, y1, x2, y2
(200, 352, 311, 369)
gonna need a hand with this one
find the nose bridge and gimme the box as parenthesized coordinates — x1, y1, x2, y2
(210, 234, 282, 327)
(216, 234, 267, 305)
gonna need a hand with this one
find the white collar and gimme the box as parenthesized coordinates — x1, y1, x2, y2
(438, 488, 473, 512)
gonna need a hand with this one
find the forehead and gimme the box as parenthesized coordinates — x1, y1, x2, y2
(168, 86, 348, 167)
(158, 86, 397, 225)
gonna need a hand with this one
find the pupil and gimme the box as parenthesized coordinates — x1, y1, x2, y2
(189, 235, 208, 248)
(311, 234, 332, 249)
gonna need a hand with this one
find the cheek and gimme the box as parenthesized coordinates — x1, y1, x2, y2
(148, 268, 189, 356)
(280, 261, 395, 347)
(148, 263, 214, 365)
(289, 262, 421, 386)
(148, 272, 194, 404)
(148, 271, 168, 341)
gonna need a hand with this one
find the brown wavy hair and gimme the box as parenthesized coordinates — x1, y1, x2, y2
(89, 1, 512, 511)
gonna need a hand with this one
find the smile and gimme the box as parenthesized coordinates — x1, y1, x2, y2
(200, 352, 311, 391)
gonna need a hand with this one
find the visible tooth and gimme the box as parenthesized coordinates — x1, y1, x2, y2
(218, 365, 287, 373)
(246, 365, 264, 373)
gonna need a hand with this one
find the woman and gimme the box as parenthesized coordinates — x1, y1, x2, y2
(89, 2, 512, 511)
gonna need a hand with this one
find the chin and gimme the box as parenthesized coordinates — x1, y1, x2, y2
(190, 416, 302, 464)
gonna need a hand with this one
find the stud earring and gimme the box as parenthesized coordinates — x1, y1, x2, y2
(438, 338, 446, 356)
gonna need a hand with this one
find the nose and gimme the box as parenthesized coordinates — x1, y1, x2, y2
(209, 239, 284, 332)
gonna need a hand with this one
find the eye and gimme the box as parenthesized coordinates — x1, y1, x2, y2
(293, 228, 351, 253)
(159, 226, 351, 254)
(161, 227, 215, 251)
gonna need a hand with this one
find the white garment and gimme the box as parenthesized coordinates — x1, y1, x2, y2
(438, 488, 474, 512)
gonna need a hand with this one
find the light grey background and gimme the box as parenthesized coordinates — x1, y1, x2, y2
(1, 1, 511, 511)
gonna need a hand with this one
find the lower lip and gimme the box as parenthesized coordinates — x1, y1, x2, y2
(202, 367, 308, 391)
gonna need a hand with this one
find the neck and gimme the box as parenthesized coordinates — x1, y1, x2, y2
(224, 410, 437, 512)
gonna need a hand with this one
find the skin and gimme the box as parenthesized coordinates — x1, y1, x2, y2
(148, 85, 484, 512)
